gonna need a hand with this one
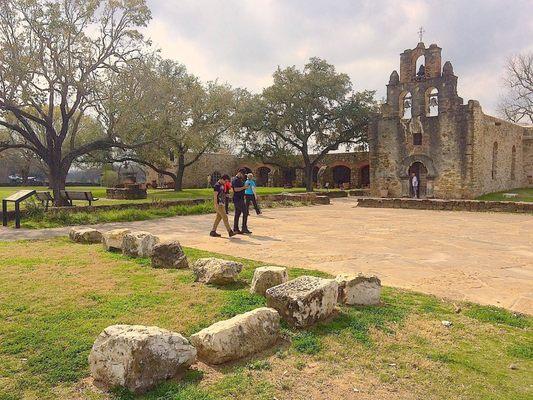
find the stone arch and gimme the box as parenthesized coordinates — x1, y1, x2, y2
(282, 167, 296, 187)
(425, 87, 439, 117)
(399, 91, 412, 119)
(238, 166, 253, 175)
(399, 154, 437, 178)
(332, 165, 351, 188)
(210, 170, 222, 186)
(408, 161, 428, 197)
(415, 55, 425, 80)
(256, 166, 271, 186)
(399, 155, 436, 197)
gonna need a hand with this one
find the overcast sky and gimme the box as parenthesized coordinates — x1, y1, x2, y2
(144, 0, 533, 116)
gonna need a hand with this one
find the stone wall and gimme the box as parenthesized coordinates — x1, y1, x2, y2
(522, 132, 533, 186)
(469, 111, 531, 197)
(146, 152, 370, 189)
(357, 197, 533, 214)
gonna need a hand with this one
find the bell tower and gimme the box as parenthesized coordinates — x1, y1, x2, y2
(382, 42, 462, 119)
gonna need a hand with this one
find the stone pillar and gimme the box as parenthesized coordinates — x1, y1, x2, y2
(401, 178, 410, 197)
(351, 168, 360, 188)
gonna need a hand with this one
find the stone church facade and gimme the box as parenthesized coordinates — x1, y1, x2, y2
(369, 42, 533, 199)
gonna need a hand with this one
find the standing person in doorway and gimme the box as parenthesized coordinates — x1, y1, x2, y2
(224, 175, 232, 214)
(411, 172, 419, 199)
(210, 175, 236, 237)
(231, 169, 251, 234)
(245, 173, 261, 215)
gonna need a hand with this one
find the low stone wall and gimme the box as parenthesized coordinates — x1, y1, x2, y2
(260, 193, 330, 205)
(47, 198, 207, 215)
(106, 187, 147, 200)
(347, 189, 371, 197)
(321, 191, 349, 198)
(357, 197, 533, 213)
(1, 194, 330, 222)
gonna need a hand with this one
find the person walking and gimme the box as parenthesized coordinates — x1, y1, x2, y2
(245, 173, 261, 215)
(224, 175, 232, 214)
(411, 172, 419, 199)
(210, 175, 236, 237)
(231, 169, 251, 234)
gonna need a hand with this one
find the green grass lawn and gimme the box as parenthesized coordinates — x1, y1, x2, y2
(0, 186, 306, 208)
(17, 199, 308, 229)
(477, 187, 533, 202)
(0, 185, 310, 229)
(0, 238, 531, 399)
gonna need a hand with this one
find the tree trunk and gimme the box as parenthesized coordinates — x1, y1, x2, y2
(48, 158, 70, 206)
(303, 163, 314, 192)
(174, 153, 185, 191)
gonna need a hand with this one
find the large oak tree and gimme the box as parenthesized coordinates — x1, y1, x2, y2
(0, 0, 151, 204)
(113, 57, 240, 191)
(238, 57, 376, 191)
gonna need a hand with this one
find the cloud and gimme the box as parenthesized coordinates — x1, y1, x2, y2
(144, 0, 533, 115)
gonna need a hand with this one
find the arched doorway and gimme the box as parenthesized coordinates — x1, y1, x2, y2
(359, 165, 370, 187)
(408, 162, 428, 198)
(240, 166, 252, 175)
(210, 170, 221, 186)
(332, 165, 351, 188)
(282, 168, 296, 187)
(256, 166, 271, 186)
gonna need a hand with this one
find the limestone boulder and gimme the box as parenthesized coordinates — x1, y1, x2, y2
(190, 307, 280, 364)
(88, 324, 196, 394)
(265, 276, 338, 327)
(69, 227, 102, 244)
(151, 241, 189, 269)
(102, 228, 131, 251)
(250, 266, 288, 296)
(192, 257, 242, 285)
(122, 231, 160, 258)
(335, 273, 381, 306)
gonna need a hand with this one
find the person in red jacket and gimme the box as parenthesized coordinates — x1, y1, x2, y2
(223, 175, 232, 214)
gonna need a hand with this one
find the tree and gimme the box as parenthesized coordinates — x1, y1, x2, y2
(0, 0, 151, 204)
(499, 52, 533, 124)
(238, 57, 376, 191)
(113, 58, 239, 191)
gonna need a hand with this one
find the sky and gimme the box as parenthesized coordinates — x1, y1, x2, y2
(144, 0, 533, 116)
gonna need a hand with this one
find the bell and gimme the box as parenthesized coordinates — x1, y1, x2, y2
(403, 99, 411, 108)
(429, 96, 438, 107)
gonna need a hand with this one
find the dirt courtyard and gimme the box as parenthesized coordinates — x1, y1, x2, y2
(2, 198, 532, 314)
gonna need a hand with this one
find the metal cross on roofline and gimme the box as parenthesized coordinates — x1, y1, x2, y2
(418, 26, 425, 42)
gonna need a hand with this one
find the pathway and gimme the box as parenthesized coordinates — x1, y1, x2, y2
(1, 198, 532, 314)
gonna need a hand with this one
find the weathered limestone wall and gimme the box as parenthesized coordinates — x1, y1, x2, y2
(469, 109, 530, 197)
(146, 152, 369, 189)
(522, 132, 533, 187)
(369, 107, 469, 199)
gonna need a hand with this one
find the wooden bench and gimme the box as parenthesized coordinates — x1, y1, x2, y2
(60, 190, 99, 206)
(35, 191, 54, 210)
